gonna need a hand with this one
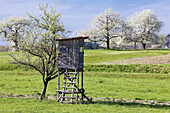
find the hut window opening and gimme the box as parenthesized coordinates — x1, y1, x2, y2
(60, 48, 67, 53)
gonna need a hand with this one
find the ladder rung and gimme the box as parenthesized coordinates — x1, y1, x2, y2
(61, 101, 73, 104)
(68, 72, 78, 75)
(56, 90, 81, 94)
(63, 82, 76, 84)
(65, 72, 78, 75)
(62, 96, 75, 99)
(64, 77, 76, 79)
(63, 86, 75, 89)
(62, 91, 74, 94)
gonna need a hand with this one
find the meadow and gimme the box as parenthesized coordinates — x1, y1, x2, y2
(0, 49, 170, 113)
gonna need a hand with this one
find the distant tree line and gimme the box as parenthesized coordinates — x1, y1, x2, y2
(0, 8, 169, 50)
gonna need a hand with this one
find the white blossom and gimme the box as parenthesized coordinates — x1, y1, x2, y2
(127, 9, 163, 49)
(77, 8, 124, 49)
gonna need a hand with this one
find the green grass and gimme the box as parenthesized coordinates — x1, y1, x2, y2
(84, 49, 170, 64)
(1, 49, 170, 74)
(0, 98, 170, 113)
(84, 64, 170, 74)
(0, 49, 170, 112)
(85, 72, 170, 101)
(1, 49, 170, 65)
(0, 71, 170, 102)
(0, 52, 9, 66)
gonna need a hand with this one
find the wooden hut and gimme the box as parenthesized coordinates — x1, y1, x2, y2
(56, 36, 91, 104)
(57, 36, 87, 70)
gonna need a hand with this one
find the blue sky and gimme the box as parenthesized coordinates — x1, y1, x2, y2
(0, 0, 170, 45)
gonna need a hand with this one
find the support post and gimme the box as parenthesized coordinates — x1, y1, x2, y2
(57, 70, 60, 101)
(81, 69, 83, 89)
(81, 69, 84, 103)
(76, 69, 79, 103)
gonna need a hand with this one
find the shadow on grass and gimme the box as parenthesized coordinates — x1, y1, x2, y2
(84, 100, 170, 109)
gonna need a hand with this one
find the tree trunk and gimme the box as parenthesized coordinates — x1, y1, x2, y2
(142, 43, 146, 49)
(15, 42, 19, 51)
(13, 39, 19, 51)
(134, 42, 137, 49)
(106, 37, 110, 49)
(106, 17, 110, 49)
(94, 41, 97, 49)
(40, 81, 48, 100)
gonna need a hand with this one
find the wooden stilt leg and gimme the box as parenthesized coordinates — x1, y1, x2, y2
(76, 69, 79, 104)
(81, 69, 84, 104)
(57, 70, 60, 102)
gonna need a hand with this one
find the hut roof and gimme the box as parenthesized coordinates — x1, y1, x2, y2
(55, 36, 89, 41)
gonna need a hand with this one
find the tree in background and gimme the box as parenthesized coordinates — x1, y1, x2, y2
(79, 8, 124, 49)
(165, 34, 170, 48)
(158, 34, 166, 48)
(122, 23, 142, 49)
(10, 3, 67, 100)
(127, 9, 163, 49)
(0, 16, 30, 51)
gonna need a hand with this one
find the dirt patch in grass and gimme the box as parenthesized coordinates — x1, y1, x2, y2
(1, 93, 170, 106)
(103, 54, 170, 65)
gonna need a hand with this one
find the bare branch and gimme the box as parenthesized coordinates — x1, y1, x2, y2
(10, 54, 44, 76)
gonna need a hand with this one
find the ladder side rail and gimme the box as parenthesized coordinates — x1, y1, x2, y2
(57, 70, 60, 101)
(76, 69, 80, 103)
(61, 69, 67, 103)
(81, 69, 84, 103)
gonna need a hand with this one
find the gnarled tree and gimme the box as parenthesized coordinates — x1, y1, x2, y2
(10, 3, 68, 100)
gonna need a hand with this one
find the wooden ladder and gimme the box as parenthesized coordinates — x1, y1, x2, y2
(56, 69, 91, 104)
(60, 70, 78, 104)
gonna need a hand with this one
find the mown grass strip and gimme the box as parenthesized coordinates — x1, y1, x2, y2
(84, 72, 170, 79)
(0, 64, 169, 74)
(84, 64, 170, 74)
(0, 98, 169, 113)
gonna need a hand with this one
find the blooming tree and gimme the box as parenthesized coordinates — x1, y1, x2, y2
(0, 16, 30, 51)
(10, 3, 67, 100)
(165, 34, 170, 48)
(79, 8, 124, 49)
(127, 9, 163, 49)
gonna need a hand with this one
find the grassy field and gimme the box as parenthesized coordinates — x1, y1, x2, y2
(0, 49, 170, 112)
(0, 71, 170, 101)
(84, 49, 170, 64)
(1, 49, 170, 65)
(0, 71, 170, 112)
